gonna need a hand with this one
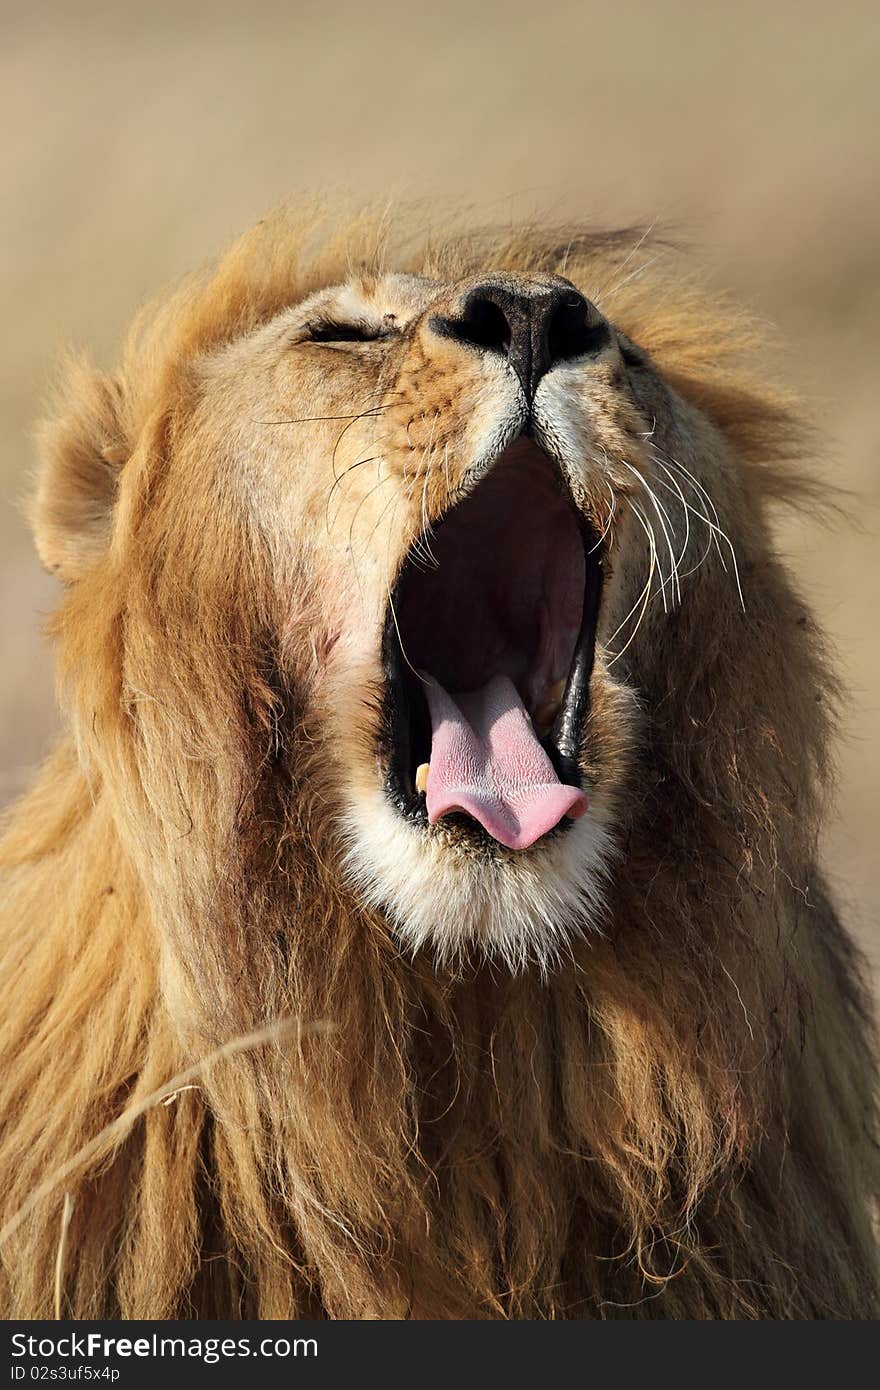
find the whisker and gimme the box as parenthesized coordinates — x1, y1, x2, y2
(651, 446, 745, 610)
(324, 454, 382, 531)
(600, 250, 662, 306)
(330, 403, 386, 484)
(419, 421, 441, 569)
(617, 458, 681, 605)
(590, 482, 617, 553)
(631, 497, 667, 613)
(650, 466, 693, 579)
(349, 484, 403, 603)
(605, 503, 658, 666)
(651, 446, 721, 539)
(261, 402, 394, 426)
(347, 473, 395, 563)
(401, 443, 436, 570)
(593, 220, 658, 303)
(605, 565, 654, 652)
(649, 468, 715, 582)
(653, 447, 725, 565)
(385, 582, 426, 685)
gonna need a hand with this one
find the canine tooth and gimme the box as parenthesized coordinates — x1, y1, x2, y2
(415, 762, 430, 794)
(548, 678, 567, 702)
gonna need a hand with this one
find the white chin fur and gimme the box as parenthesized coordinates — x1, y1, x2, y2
(339, 784, 616, 974)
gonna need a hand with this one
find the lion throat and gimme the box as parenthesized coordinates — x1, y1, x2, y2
(422, 673, 587, 850)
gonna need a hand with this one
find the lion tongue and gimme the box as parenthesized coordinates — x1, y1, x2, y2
(422, 673, 588, 850)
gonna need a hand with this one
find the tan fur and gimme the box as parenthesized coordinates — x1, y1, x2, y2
(1, 210, 877, 1318)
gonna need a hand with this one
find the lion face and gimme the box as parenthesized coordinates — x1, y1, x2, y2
(37, 229, 740, 973)
(170, 263, 692, 970)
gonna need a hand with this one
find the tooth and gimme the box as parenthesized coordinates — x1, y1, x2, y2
(415, 762, 430, 794)
(548, 678, 567, 702)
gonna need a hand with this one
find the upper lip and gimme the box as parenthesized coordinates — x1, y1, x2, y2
(380, 437, 604, 841)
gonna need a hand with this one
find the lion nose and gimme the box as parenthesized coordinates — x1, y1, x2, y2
(432, 281, 609, 400)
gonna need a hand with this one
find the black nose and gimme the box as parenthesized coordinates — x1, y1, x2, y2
(432, 281, 609, 400)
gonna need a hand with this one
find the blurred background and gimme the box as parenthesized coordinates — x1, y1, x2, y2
(2, 0, 878, 972)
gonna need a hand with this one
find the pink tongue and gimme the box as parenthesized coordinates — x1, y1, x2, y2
(422, 673, 588, 850)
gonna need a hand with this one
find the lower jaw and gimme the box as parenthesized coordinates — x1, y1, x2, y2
(340, 773, 616, 974)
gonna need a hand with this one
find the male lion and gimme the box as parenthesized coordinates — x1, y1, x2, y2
(0, 213, 877, 1319)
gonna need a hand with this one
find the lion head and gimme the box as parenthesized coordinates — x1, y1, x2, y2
(2, 211, 877, 1318)
(31, 219, 770, 971)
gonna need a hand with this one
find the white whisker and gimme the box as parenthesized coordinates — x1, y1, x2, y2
(590, 481, 617, 553)
(617, 458, 681, 605)
(651, 446, 745, 610)
(642, 461, 692, 583)
(385, 583, 425, 684)
(629, 498, 664, 611)
(594, 220, 659, 304)
(601, 251, 661, 306)
(605, 509, 656, 668)
(650, 466, 713, 581)
(604, 495, 660, 667)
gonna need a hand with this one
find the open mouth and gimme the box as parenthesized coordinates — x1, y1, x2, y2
(382, 438, 603, 851)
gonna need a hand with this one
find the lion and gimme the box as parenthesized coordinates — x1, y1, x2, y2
(0, 210, 877, 1320)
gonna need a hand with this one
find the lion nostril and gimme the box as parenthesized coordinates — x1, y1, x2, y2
(443, 296, 512, 354)
(546, 294, 608, 369)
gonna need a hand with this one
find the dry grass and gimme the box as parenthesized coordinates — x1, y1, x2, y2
(1, 0, 877, 969)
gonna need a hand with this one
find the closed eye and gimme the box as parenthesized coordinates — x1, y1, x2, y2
(305, 318, 396, 344)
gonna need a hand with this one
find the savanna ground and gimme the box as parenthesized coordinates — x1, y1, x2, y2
(2, 0, 878, 976)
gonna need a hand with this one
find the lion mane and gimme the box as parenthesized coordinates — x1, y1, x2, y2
(0, 211, 877, 1319)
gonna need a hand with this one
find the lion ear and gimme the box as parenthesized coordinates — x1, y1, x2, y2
(32, 358, 129, 581)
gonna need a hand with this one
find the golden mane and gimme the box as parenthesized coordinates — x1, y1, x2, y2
(1, 212, 877, 1318)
